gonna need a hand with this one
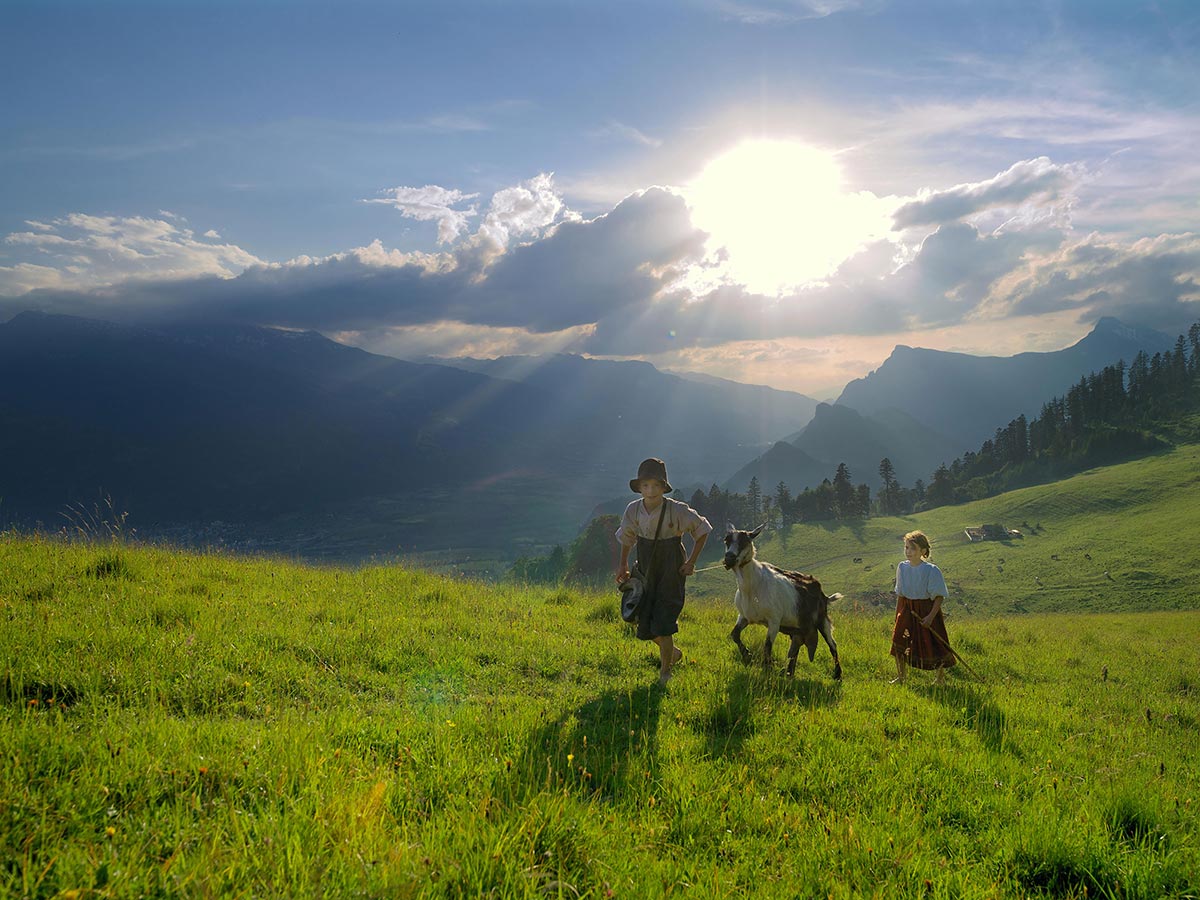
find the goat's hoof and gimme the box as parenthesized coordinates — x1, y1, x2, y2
(832, 664, 843, 680)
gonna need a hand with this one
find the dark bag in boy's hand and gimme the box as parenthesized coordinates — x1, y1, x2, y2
(618, 568, 646, 623)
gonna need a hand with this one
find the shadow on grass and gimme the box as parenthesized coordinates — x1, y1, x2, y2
(500, 683, 665, 804)
(919, 682, 1021, 757)
(3, 674, 84, 709)
(695, 669, 841, 761)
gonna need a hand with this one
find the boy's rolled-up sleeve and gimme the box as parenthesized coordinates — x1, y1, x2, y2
(679, 503, 712, 539)
(615, 502, 638, 548)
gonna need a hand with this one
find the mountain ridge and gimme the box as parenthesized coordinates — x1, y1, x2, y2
(834, 316, 1176, 457)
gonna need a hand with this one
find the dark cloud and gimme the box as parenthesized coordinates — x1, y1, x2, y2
(3, 173, 1195, 356)
(892, 157, 1084, 230)
(3, 188, 706, 336)
(579, 222, 1066, 355)
(1009, 233, 1200, 331)
(449, 187, 707, 331)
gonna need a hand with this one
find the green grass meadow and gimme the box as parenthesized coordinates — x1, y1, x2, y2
(3, 446, 1200, 898)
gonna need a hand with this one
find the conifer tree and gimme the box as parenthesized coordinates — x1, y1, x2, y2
(832, 463, 854, 519)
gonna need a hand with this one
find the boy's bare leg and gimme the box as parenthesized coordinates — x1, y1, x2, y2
(653, 635, 681, 684)
(935, 666, 946, 686)
(890, 655, 906, 684)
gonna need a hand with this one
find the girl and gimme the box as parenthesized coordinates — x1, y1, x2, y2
(615, 458, 711, 686)
(890, 530, 956, 685)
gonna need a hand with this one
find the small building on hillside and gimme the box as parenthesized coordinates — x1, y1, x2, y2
(964, 524, 1023, 542)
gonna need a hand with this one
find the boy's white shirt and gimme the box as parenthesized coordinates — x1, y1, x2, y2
(615, 497, 713, 548)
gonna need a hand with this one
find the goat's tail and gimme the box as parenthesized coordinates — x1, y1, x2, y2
(828, 592, 843, 602)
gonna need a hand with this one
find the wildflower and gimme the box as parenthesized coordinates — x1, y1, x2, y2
(105, 827, 116, 838)
(567, 754, 575, 764)
(28, 699, 38, 707)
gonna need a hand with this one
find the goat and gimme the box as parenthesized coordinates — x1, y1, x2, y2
(723, 524, 842, 679)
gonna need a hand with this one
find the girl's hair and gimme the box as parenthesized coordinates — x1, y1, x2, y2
(904, 530, 931, 558)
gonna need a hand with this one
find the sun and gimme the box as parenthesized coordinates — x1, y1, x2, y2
(685, 139, 894, 295)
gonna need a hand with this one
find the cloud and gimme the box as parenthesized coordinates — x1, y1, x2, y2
(589, 120, 663, 148)
(993, 231, 1200, 330)
(4, 163, 1196, 364)
(465, 187, 707, 331)
(893, 157, 1087, 230)
(362, 184, 480, 244)
(472, 172, 570, 256)
(713, 0, 873, 25)
(0, 213, 264, 297)
(336, 319, 594, 361)
(2, 185, 706, 337)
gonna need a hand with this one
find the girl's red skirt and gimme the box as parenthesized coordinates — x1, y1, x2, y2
(890, 597, 957, 670)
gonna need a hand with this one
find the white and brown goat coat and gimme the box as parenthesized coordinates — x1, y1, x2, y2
(724, 524, 842, 678)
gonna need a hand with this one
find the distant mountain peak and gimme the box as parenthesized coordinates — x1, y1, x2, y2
(1085, 316, 1168, 344)
(835, 316, 1176, 460)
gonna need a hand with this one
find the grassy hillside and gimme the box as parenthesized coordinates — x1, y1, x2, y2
(688, 441, 1200, 617)
(2, 530, 1197, 898)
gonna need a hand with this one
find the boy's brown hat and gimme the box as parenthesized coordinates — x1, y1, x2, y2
(630, 458, 673, 493)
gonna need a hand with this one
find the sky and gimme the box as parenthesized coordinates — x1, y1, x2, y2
(2, 0, 1199, 399)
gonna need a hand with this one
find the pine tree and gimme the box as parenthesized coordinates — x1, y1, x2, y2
(878, 458, 899, 515)
(832, 463, 854, 519)
(774, 481, 793, 527)
(747, 476, 762, 522)
(854, 483, 871, 518)
(707, 483, 725, 528)
(926, 464, 956, 509)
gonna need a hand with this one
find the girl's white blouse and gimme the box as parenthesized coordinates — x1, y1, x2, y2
(894, 560, 949, 599)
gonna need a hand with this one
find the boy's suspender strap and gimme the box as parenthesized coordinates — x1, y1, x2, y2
(642, 500, 667, 580)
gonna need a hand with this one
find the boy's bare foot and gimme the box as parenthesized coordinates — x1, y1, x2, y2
(889, 676, 905, 684)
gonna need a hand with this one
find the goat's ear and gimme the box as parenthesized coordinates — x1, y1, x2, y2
(749, 524, 766, 540)
(725, 522, 736, 535)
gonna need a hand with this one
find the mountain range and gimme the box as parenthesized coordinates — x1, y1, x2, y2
(723, 403, 954, 494)
(0, 310, 1177, 560)
(834, 317, 1176, 454)
(0, 312, 816, 556)
(723, 316, 1178, 496)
